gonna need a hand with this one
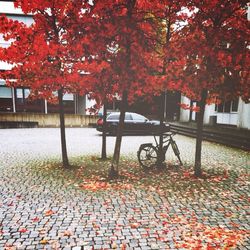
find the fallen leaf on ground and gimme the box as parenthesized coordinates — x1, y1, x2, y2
(32, 217, 40, 222)
(44, 210, 55, 216)
(130, 223, 139, 229)
(40, 239, 48, 244)
(63, 230, 73, 236)
(111, 242, 117, 249)
(120, 243, 127, 250)
(19, 228, 28, 233)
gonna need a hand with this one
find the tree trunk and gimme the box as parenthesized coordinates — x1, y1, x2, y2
(194, 89, 207, 177)
(58, 88, 69, 168)
(109, 0, 133, 178)
(156, 6, 172, 167)
(109, 91, 127, 178)
(189, 100, 194, 122)
(101, 101, 107, 160)
(157, 92, 165, 167)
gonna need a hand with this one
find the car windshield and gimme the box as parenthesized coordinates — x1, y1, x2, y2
(107, 113, 133, 120)
(132, 113, 147, 121)
(107, 114, 120, 120)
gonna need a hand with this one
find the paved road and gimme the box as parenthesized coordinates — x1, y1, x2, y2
(0, 128, 249, 249)
(0, 128, 249, 167)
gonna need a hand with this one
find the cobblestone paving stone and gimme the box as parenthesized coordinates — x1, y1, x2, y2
(0, 128, 249, 249)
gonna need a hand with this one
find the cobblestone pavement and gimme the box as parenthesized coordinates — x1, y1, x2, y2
(0, 128, 249, 249)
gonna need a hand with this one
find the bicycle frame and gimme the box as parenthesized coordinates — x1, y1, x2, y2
(153, 133, 173, 160)
(153, 133, 172, 148)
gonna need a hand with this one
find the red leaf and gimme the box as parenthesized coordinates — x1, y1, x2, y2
(19, 228, 28, 233)
(32, 217, 40, 222)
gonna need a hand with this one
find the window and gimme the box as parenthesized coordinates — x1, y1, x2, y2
(47, 92, 75, 114)
(132, 113, 147, 121)
(63, 94, 74, 113)
(0, 86, 13, 112)
(63, 93, 74, 101)
(231, 99, 239, 112)
(216, 104, 223, 112)
(108, 114, 120, 120)
(215, 99, 239, 113)
(224, 101, 231, 113)
(16, 88, 30, 102)
(15, 87, 45, 113)
(125, 114, 132, 120)
(24, 89, 30, 98)
(107, 113, 133, 121)
(0, 87, 12, 98)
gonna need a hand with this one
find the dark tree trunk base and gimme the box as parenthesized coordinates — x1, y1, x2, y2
(62, 163, 71, 168)
(99, 157, 110, 161)
(108, 167, 119, 179)
(156, 162, 166, 169)
(194, 167, 202, 178)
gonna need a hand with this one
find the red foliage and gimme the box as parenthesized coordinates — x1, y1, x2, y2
(1, 0, 248, 108)
(84, 0, 173, 106)
(179, 103, 200, 112)
(164, 0, 249, 104)
(0, 0, 93, 100)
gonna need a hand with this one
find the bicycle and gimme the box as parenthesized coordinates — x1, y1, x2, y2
(137, 132, 183, 169)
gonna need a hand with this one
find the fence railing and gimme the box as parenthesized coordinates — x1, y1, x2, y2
(170, 123, 250, 151)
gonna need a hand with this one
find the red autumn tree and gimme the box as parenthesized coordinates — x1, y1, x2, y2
(0, 0, 93, 168)
(165, 0, 249, 176)
(91, 0, 166, 177)
(83, 63, 119, 160)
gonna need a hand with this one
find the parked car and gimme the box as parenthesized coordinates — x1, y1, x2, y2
(96, 112, 170, 135)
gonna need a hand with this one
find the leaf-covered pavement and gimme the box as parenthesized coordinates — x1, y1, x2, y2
(0, 151, 249, 249)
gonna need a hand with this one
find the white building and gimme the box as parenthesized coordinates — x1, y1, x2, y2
(180, 96, 250, 130)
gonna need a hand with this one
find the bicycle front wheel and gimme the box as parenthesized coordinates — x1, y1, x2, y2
(137, 144, 158, 169)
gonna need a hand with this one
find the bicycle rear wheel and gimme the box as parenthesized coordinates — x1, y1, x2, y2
(137, 144, 158, 169)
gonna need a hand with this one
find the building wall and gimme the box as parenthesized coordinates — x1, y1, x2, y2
(204, 104, 216, 125)
(76, 95, 86, 115)
(179, 96, 190, 122)
(0, 113, 98, 127)
(85, 97, 97, 115)
(216, 113, 239, 126)
(237, 99, 250, 129)
(180, 95, 250, 130)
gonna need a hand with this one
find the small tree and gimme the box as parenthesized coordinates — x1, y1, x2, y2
(91, 0, 164, 177)
(84, 66, 119, 160)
